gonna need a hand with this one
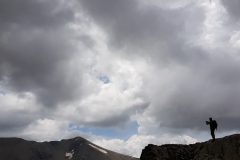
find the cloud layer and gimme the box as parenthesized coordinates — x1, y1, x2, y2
(1, 0, 240, 157)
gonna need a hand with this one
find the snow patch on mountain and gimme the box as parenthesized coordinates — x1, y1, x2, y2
(89, 144, 108, 154)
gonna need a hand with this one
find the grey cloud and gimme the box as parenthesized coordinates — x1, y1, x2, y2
(88, 114, 130, 128)
(83, 102, 150, 128)
(221, 0, 240, 19)
(78, 0, 205, 65)
(0, 111, 37, 132)
(0, 0, 75, 29)
(0, 0, 86, 107)
(77, 0, 240, 134)
(149, 56, 240, 134)
(0, 28, 78, 107)
(1, 0, 240, 140)
(78, 35, 96, 48)
(1, 0, 149, 131)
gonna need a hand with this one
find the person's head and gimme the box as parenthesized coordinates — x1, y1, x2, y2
(209, 117, 212, 121)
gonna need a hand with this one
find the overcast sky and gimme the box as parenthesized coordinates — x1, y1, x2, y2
(1, 0, 240, 157)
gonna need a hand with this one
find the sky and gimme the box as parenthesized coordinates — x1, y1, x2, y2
(1, 0, 240, 157)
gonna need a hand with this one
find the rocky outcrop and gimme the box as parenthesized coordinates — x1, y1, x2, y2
(140, 134, 240, 160)
(0, 137, 139, 160)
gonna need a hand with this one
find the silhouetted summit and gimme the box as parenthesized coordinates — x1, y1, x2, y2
(140, 134, 240, 160)
(0, 137, 138, 160)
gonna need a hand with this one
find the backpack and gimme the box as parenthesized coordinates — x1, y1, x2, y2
(212, 120, 218, 129)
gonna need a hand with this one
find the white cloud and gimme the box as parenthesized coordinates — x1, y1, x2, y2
(20, 119, 69, 141)
(93, 134, 198, 157)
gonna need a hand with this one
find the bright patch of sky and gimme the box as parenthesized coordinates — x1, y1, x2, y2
(0, 91, 5, 95)
(97, 75, 110, 84)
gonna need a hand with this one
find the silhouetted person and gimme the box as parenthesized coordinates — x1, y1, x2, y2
(206, 117, 218, 142)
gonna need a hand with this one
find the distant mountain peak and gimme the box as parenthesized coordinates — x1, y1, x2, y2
(0, 136, 139, 160)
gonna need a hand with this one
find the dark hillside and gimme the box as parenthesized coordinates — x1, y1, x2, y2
(140, 134, 240, 160)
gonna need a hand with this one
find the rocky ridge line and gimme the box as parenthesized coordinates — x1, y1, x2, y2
(140, 134, 240, 160)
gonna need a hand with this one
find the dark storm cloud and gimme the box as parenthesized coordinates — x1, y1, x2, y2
(0, 0, 84, 107)
(0, 111, 36, 132)
(0, 0, 74, 29)
(221, 0, 240, 19)
(78, 0, 205, 64)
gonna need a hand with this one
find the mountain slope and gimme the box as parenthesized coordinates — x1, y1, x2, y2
(140, 134, 240, 160)
(0, 137, 139, 160)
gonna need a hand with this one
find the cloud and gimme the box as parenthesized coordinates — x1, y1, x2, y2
(53, 57, 150, 128)
(0, 92, 40, 133)
(93, 134, 197, 157)
(78, 0, 207, 66)
(221, 0, 240, 19)
(0, 0, 83, 107)
(19, 119, 69, 141)
(0, 0, 75, 28)
(76, 0, 240, 137)
(1, 0, 240, 157)
(0, 116, 197, 157)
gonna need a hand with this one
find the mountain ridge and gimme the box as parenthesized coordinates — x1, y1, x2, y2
(0, 136, 139, 160)
(140, 134, 240, 160)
